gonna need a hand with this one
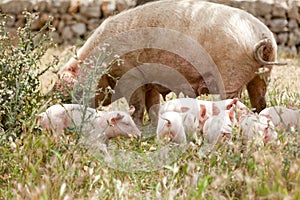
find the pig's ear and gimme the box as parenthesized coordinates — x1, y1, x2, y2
(129, 105, 135, 116)
(199, 104, 206, 117)
(212, 103, 220, 116)
(226, 98, 238, 110)
(266, 119, 271, 128)
(110, 113, 124, 124)
(35, 114, 42, 119)
(35, 113, 45, 120)
(287, 105, 297, 110)
(229, 106, 235, 121)
(180, 107, 190, 113)
(110, 118, 116, 124)
(260, 114, 271, 120)
(162, 117, 172, 127)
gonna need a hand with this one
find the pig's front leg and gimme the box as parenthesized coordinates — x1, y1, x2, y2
(247, 74, 267, 113)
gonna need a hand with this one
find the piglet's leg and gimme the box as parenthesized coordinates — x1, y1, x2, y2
(247, 75, 267, 113)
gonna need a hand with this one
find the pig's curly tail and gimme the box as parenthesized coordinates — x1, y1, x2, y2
(254, 38, 287, 66)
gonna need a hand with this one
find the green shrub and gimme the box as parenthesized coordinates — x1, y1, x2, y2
(0, 12, 58, 139)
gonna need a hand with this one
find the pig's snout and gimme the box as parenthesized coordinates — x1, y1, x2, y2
(136, 130, 142, 138)
(129, 130, 142, 139)
(136, 132, 142, 139)
(119, 124, 142, 139)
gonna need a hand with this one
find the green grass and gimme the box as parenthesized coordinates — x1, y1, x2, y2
(1, 85, 300, 199)
(1, 122, 299, 199)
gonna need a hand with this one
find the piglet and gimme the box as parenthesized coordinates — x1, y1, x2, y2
(159, 97, 249, 132)
(93, 108, 142, 141)
(160, 97, 248, 115)
(202, 105, 236, 144)
(259, 106, 300, 131)
(238, 113, 278, 145)
(156, 109, 198, 144)
(37, 104, 141, 140)
(37, 104, 97, 135)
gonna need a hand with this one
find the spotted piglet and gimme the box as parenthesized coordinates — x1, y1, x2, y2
(238, 113, 278, 145)
(202, 105, 237, 144)
(159, 97, 248, 133)
(259, 106, 299, 131)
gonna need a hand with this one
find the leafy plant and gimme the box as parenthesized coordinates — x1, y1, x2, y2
(0, 12, 58, 139)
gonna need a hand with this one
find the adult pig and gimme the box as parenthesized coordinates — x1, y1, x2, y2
(55, 0, 285, 125)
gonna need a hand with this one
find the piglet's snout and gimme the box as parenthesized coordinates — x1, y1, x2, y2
(128, 129, 142, 138)
(117, 120, 142, 139)
(127, 122, 142, 138)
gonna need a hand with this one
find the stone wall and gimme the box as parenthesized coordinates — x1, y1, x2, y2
(0, 0, 299, 54)
(205, 0, 300, 54)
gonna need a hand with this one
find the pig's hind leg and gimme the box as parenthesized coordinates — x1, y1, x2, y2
(247, 74, 267, 113)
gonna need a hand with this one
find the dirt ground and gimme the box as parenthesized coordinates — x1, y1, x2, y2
(268, 55, 300, 93)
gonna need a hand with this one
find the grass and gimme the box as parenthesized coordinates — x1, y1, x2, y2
(1, 52, 299, 199)
(1, 122, 299, 199)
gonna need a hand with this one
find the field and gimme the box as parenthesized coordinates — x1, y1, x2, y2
(1, 27, 300, 199)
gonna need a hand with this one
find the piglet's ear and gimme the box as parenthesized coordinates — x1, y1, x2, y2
(200, 104, 206, 117)
(212, 103, 220, 116)
(115, 113, 124, 120)
(35, 113, 45, 120)
(35, 114, 42, 119)
(110, 118, 116, 124)
(180, 107, 190, 113)
(226, 98, 238, 110)
(129, 105, 135, 116)
(287, 104, 297, 110)
(229, 106, 235, 121)
(162, 117, 172, 127)
(110, 113, 124, 124)
(260, 114, 271, 120)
